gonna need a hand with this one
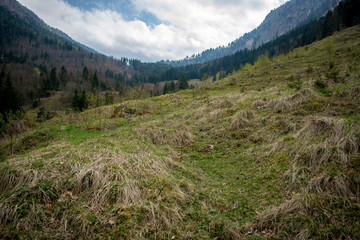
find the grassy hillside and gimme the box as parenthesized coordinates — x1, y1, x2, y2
(1, 26, 360, 239)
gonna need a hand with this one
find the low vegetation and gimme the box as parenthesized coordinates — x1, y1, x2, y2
(0, 26, 360, 239)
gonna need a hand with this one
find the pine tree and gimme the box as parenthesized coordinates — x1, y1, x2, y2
(105, 92, 114, 105)
(71, 90, 80, 111)
(50, 67, 59, 90)
(169, 81, 176, 92)
(178, 75, 188, 90)
(79, 91, 88, 111)
(60, 66, 67, 88)
(163, 83, 168, 95)
(82, 66, 89, 81)
(1, 72, 21, 115)
(72, 90, 88, 112)
(0, 66, 5, 115)
(92, 72, 99, 90)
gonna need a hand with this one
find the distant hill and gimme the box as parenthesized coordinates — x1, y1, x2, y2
(169, 0, 341, 66)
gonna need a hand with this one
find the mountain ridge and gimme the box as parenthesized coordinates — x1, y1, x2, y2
(0, 0, 96, 53)
(168, 0, 341, 66)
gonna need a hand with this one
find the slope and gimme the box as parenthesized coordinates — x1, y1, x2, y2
(1, 26, 360, 239)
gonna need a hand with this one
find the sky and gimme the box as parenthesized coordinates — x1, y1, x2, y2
(18, 0, 290, 62)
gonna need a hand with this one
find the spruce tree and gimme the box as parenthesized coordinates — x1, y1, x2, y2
(92, 72, 99, 90)
(169, 81, 176, 92)
(1, 72, 21, 115)
(82, 66, 89, 81)
(178, 75, 188, 90)
(72, 89, 80, 111)
(163, 83, 168, 95)
(50, 67, 59, 90)
(79, 91, 88, 111)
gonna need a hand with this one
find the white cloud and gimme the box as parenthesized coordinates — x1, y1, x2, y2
(18, 0, 288, 62)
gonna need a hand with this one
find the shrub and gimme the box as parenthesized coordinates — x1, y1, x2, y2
(318, 88, 333, 96)
(306, 65, 314, 73)
(105, 92, 114, 105)
(314, 79, 327, 89)
(254, 54, 271, 67)
(288, 75, 303, 90)
(36, 107, 50, 122)
(325, 70, 341, 82)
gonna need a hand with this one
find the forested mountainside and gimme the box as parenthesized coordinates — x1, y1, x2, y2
(129, 0, 360, 85)
(0, 0, 134, 109)
(1, 24, 359, 239)
(168, 0, 341, 67)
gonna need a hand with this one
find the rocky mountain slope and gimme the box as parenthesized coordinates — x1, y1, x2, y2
(170, 0, 341, 66)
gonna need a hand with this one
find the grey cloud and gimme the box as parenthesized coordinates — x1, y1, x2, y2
(18, 0, 289, 61)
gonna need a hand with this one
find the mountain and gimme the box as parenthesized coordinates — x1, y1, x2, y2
(0, 0, 95, 53)
(169, 0, 341, 66)
(0, 0, 133, 106)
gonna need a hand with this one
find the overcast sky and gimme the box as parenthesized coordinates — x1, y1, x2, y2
(18, 0, 289, 62)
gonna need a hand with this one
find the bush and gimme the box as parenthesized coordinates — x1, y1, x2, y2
(72, 90, 88, 111)
(288, 75, 302, 90)
(306, 65, 314, 73)
(314, 79, 328, 89)
(36, 107, 50, 122)
(325, 70, 341, 82)
(105, 92, 114, 105)
(317, 88, 333, 96)
(254, 54, 270, 67)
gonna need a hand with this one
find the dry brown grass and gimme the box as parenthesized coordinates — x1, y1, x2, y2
(246, 96, 360, 239)
(267, 88, 315, 113)
(295, 117, 338, 138)
(245, 193, 360, 240)
(0, 138, 207, 239)
(286, 117, 360, 191)
(252, 89, 315, 112)
(133, 121, 195, 147)
(229, 110, 258, 130)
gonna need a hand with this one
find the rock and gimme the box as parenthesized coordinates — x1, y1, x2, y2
(202, 144, 214, 151)
(232, 201, 239, 210)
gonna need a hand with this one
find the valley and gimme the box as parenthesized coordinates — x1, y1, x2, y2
(1, 25, 359, 239)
